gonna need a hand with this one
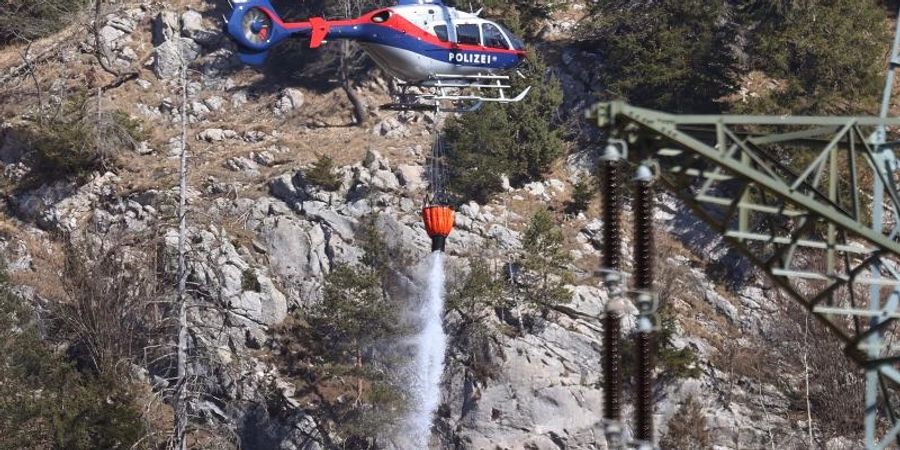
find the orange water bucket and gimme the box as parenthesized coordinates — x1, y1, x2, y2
(422, 205, 454, 252)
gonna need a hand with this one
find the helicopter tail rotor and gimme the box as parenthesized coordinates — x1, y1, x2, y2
(227, 0, 305, 65)
(225, 0, 337, 64)
(241, 7, 273, 46)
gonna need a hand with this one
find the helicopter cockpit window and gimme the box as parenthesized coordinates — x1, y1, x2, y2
(497, 24, 524, 50)
(371, 10, 391, 23)
(482, 23, 509, 49)
(434, 25, 449, 42)
(456, 23, 480, 45)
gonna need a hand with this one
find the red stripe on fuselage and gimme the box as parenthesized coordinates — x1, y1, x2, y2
(262, 6, 526, 58)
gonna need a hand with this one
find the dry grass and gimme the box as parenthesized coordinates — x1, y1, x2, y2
(11, 232, 67, 301)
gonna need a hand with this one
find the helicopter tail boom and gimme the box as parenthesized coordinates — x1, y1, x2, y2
(227, 0, 341, 64)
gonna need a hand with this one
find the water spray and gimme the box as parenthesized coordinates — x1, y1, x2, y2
(404, 135, 454, 447)
(406, 251, 447, 447)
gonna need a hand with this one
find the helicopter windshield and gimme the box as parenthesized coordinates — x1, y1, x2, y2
(496, 23, 524, 50)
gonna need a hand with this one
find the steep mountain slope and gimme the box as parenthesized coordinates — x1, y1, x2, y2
(0, 1, 874, 449)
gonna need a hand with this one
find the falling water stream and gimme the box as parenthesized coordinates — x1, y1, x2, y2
(406, 251, 447, 448)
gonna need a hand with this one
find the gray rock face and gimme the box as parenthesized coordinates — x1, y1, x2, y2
(180, 10, 217, 46)
(257, 215, 330, 301)
(152, 11, 180, 46)
(11, 172, 119, 232)
(2, 124, 847, 448)
(224, 156, 259, 174)
(198, 128, 237, 142)
(99, 25, 126, 50)
(395, 164, 424, 190)
(443, 317, 606, 449)
(274, 88, 305, 118)
(371, 116, 409, 138)
(371, 169, 400, 191)
(153, 38, 201, 79)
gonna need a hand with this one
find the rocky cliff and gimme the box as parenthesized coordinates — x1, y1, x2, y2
(0, 1, 865, 449)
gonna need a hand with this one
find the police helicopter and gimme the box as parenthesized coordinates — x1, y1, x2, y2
(226, 0, 531, 111)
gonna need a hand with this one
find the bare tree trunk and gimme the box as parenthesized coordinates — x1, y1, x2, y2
(340, 40, 366, 126)
(804, 312, 815, 448)
(172, 41, 190, 450)
(356, 343, 363, 406)
(19, 43, 45, 125)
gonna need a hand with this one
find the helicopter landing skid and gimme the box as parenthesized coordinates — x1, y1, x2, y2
(380, 73, 531, 113)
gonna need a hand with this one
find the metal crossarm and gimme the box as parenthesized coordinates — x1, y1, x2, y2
(589, 100, 900, 448)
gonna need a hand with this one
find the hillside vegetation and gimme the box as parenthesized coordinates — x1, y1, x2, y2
(0, 0, 895, 448)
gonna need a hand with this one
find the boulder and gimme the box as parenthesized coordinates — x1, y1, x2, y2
(224, 156, 259, 174)
(524, 181, 546, 197)
(546, 178, 566, 194)
(395, 164, 424, 189)
(181, 10, 213, 44)
(363, 149, 390, 171)
(254, 151, 276, 167)
(270, 173, 300, 203)
(203, 96, 225, 112)
(98, 25, 126, 50)
(153, 38, 201, 79)
(243, 130, 267, 143)
(302, 201, 356, 241)
(486, 224, 520, 250)
(274, 88, 304, 118)
(371, 169, 400, 191)
(152, 11, 180, 46)
(107, 16, 136, 34)
(197, 128, 237, 142)
(459, 201, 480, 219)
(372, 116, 409, 138)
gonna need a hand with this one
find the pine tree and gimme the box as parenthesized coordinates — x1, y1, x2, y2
(444, 50, 564, 203)
(277, 217, 406, 443)
(660, 396, 711, 449)
(566, 177, 595, 214)
(446, 258, 505, 381)
(578, 0, 735, 113)
(517, 210, 572, 314)
(743, 0, 887, 113)
(0, 267, 146, 449)
(444, 103, 515, 203)
(304, 154, 342, 191)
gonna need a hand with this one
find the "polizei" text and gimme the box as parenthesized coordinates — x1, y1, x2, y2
(448, 52, 492, 64)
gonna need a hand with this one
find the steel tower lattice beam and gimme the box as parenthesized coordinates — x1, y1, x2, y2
(866, 6, 900, 447)
(588, 101, 900, 448)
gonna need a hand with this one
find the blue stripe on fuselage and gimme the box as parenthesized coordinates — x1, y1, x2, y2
(324, 23, 521, 71)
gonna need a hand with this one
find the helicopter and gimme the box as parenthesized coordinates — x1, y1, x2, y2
(226, 0, 531, 111)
